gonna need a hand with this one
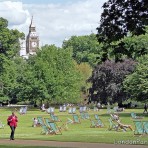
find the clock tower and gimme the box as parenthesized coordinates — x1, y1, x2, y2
(26, 16, 39, 55)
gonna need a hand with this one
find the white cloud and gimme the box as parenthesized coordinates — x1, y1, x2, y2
(0, 0, 106, 47)
(0, 1, 29, 25)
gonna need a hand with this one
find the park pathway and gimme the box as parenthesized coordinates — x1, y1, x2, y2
(0, 139, 147, 148)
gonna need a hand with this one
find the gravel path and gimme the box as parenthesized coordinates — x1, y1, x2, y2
(0, 139, 147, 148)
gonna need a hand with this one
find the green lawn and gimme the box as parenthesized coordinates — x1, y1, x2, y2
(0, 107, 147, 145)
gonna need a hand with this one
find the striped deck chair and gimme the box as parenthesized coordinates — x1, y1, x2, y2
(41, 125, 52, 135)
(108, 118, 118, 131)
(44, 118, 52, 127)
(131, 112, 143, 119)
(143, 121, 148, 134)
(133, 121, 144, 135)
(68, 114, 81, 124)
(50, 114, 61, 122)
(96, 119, 104, 127)
(37, 116, 45, 126)
(90, 120, 100, 128)
(94, 114, 100, 120)
(80, 112, 86, 120)
(73, 114, 81, 123)
(48, 122, 62, 135)
(84, 112, 90, 119)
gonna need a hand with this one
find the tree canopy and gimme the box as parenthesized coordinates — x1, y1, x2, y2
(123, 55, 148, 102)
(97, 0, 148, 43)
(16, 45, 83, 104)
(88, 59, 136, 104)
(0, 17, 24, 57)
(62, 34, 103, 67)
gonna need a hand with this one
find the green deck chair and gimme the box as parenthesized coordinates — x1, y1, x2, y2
(96, 119, 104, 127)
(73, 114, 81, 123)
(131, 112, 143, 119)
(50, 114, 61, 122)
(41, 125, 52, 135)
(84, 112, 90, 119)
(37, 116, 45, 126)
(90, 120, 100, 128)
(48, 122, 62, 135)
(80, 112, 86, 120)
(94, 114, 100, 120)
(108, 118, 118, 131)
(143, 121, 148, 134)
(44, 118, 52, 127)
(133, 121, 144, 135)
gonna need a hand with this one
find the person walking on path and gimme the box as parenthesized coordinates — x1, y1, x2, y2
(143, 103, 148, 114)
(7, 111, 18, 140)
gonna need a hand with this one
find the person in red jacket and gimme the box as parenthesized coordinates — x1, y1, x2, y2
(7, 112, 18, 140)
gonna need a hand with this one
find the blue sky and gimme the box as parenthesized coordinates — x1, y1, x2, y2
(0, 0, 107, 47)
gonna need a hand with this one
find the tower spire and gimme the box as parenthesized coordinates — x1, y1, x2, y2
(30, 15, 35, 28)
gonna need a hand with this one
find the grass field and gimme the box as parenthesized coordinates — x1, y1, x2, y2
(0, 107, 148, 145)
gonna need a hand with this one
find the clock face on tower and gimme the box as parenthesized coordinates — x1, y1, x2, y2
(31, 41, 37, 48)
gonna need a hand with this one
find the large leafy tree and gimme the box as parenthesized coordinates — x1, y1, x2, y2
(123, 55, 148, 101)
(96, 0, 148, 62)
(109, 29, 148, 61)
(88, 59, 136, 104)
(62, 34, 103, 67)
(0, 17, 24, 57)
(97, 0, 148, 43)
(0, 17, 24, 103)
(24, 45, 82, 104)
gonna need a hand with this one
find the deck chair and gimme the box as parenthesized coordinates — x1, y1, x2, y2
(46, 107, 55, 114)
(68, 114, 81, 124)
(80, 112, 86, 120)
(0, 121, 4, 128)
(41, 125, 52, 135)
(73, 114, 81, 123)
(143, 121, 148, 134)
(108, 118, 118, 131)
(37, 116, 45, 126)
(133, 121, 144, 135)
(84, 112, 90, 119)
(59, 106, 63, 112)
(96, 119, 104, 127)
(48, 122, 62, 135)
(44, 118, 52, 127)
(90, 120, 101, 128)
(50, 114, 61, 122)
(116, 120, 133, 132)
(63, 106, 66, 112)
(19, 106, 27, 115)
(72, 107, 76, 114)
(94, 114, 100, 120)
(131, 112, 143, 119)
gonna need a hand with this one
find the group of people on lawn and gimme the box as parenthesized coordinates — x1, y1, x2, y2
(6, 103, 147, 141)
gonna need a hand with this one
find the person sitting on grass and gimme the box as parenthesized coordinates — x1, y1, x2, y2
(32, 117, 38, 127)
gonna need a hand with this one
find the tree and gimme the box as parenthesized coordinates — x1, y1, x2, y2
(25, 45, 82, 104)
(123, 55, 148, 102)
(62, 34, 103, 67)
(0, 17, 24, 57)
(97, 0, 148, 43)
(108, 29, 148, 62)
(0, 17, 24, 103)
(88, 59, 136, 104)
(75, 62, 92, 103)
